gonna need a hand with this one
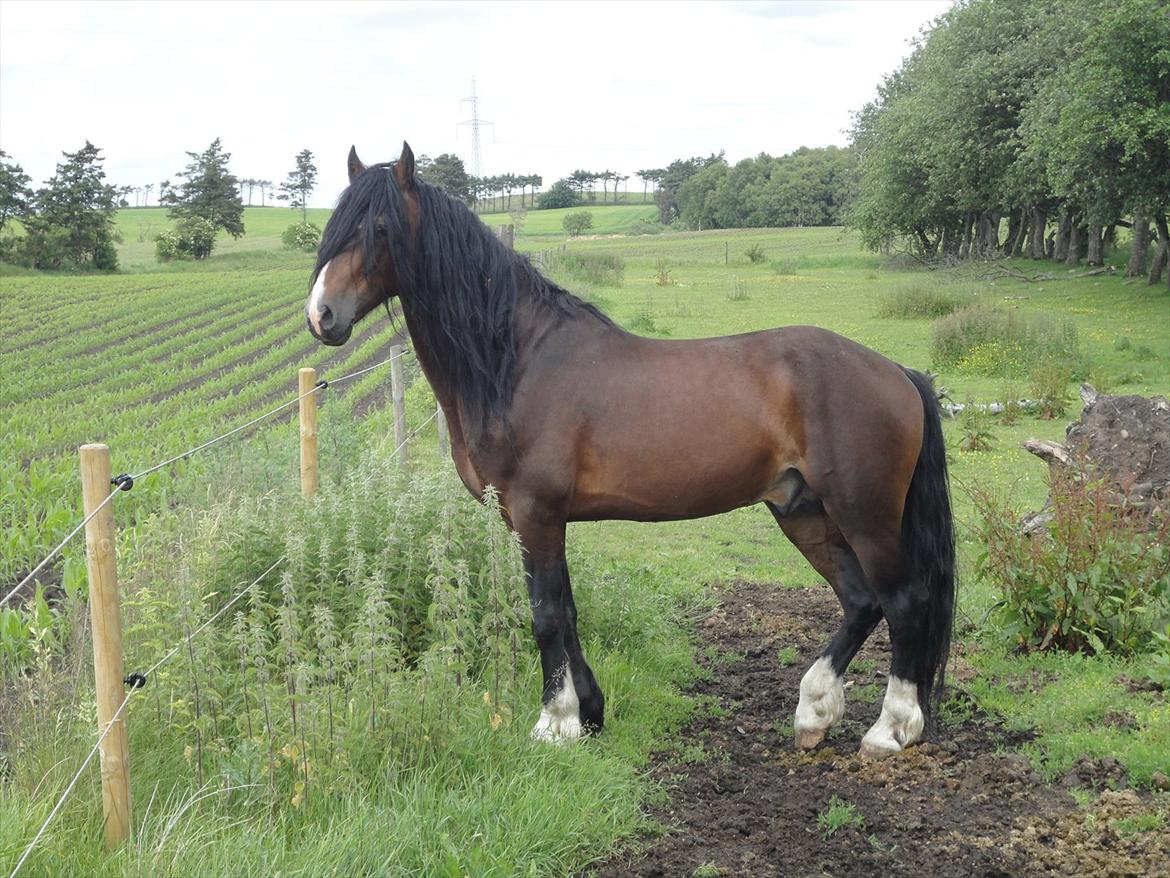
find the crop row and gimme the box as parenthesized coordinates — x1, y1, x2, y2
(1, 273, 404, 581)
(6, 288, 305, 408)
(5, 278, 190, 352)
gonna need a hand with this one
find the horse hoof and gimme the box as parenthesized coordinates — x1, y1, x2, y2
(795, 728, 826, 750)
(531, 714, 583, 745)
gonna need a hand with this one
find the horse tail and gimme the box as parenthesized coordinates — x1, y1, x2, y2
(900, 368, 956, 732)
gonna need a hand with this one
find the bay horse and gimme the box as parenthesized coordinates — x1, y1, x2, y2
(305, 143, 955, 758)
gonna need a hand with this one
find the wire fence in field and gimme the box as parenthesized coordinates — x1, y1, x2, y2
(1, 348, 415, 612)
(3, 344, 450, 877)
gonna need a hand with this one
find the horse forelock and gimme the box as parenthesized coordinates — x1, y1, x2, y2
(315, 162, 611, 432)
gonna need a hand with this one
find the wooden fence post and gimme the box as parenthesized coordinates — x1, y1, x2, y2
(436, 404, 449, 457)
(390, 345, 407, 461)
(298, 367, 318, 498)
(79, 443, 132, 850)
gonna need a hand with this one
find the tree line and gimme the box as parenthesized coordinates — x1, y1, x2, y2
(671, 147, 856, 230)
(849, 0, 1170, 284)
(0, 140, 320, 269)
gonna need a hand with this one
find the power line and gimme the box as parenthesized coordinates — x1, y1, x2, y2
(457, 75, 495, 178)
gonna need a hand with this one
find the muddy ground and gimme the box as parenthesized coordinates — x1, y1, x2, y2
(590, 582, 1167, 878)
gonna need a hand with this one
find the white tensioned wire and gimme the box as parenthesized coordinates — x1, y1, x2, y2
(0, 488, 123, 610)
(7, 557, 285, 878)
(126, 346, 411, 483)
(391, 407, 439, 458)
(1, 348, 412, 610)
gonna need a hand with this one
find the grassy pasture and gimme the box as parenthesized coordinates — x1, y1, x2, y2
(2, 204, 1169, 875)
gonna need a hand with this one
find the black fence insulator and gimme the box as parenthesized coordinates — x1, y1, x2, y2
(316, 380, 329, 390)
(123, 672, 147, 689)
(111, 474, 134, 492)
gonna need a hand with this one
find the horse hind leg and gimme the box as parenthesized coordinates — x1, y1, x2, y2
(767, 502, 883, 751)
(842, 531, 932, 759)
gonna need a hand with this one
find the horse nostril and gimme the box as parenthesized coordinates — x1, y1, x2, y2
(318, 304, 334, 331)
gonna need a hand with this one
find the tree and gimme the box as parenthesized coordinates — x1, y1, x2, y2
(848, 0, 1169, 273)
(168, 138, 245, 238)
(419, 153, 471, 202)
(23, 141, 121, 270)
(568, 169, 595, 199)
(537, 179, 579, 209)
(655, 152, 726, 224)
(0, 150, 32, 235)
(637, 168, 663, 203)
(675, 147, 857, 231)
(562, 210, 593, 237)
(277, 149, 318, 222)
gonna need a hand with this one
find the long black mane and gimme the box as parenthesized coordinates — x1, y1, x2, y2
(314, 163, 612, 433)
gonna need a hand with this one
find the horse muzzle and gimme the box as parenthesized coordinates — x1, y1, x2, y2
(306, 306, 353, 346)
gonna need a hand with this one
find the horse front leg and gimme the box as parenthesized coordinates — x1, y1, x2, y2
(519, 522, 604, 742)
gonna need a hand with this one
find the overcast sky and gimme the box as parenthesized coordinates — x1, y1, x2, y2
(0, 0, 950, 208)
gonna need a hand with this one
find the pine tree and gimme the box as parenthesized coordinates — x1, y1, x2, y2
(25, 141, 120, 270)
(168, 138, 245, 238)
(277, 149, 318, 222)
(0, 150, 32, 235)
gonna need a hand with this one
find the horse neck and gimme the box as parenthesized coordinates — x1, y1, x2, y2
(398, 265, 591, 442)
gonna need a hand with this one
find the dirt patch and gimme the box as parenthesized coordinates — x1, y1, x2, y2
(589, 582, 1168, 878)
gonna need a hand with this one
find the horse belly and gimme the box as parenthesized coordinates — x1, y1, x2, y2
(569, 423, 786, 522)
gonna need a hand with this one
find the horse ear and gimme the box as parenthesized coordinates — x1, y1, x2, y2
(347, 146, 366, 184)
(394, 141, 417, 189)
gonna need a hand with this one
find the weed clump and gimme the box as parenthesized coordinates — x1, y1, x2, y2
(972, 474, 1170, 661)
(931, 304, 1079, 375)
(876, 280, 964, 318)
(544, 250, 625, 287)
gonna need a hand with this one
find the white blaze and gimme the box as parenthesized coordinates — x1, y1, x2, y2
(531, 668, 582, 744)
(860, 676, 924, 756)
(307, 260, 331, 334)
(794, 655, 846, 743)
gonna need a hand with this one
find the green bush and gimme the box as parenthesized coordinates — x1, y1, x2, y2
(931, 304, 1079, 375)
(281, 221, 322, 252)
(544, 250, 624, 287)
(536, 179, 579, 210)
(156, 216, 217, 261)
(876, 280, 963, 318)
(973, 474, 1170, 657)
(745, 243, 766, 264)
(562, 210, 593, 237)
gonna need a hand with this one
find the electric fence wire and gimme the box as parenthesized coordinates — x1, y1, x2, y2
(1, 349, 412, 611)
(7, 557, 286, 878)
(7, 362, 439, 875)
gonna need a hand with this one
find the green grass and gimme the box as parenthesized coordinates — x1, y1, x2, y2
(113, 206, 333, 271)
(3, 207, 1170, 874)
(962, 649, 1170, 786)
(481, 203, 659, 239)
(817, 795, 866, 839)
